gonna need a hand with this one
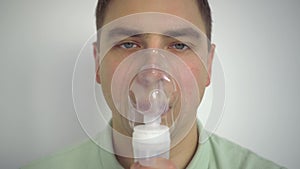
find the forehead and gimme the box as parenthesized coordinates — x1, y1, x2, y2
(100, 12, 203, 39)
(102, 0, 206, 34)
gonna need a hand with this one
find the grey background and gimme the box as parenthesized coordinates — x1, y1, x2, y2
(0, 0, 299, 169)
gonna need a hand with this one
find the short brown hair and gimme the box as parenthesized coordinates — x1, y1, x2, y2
(95, 0, 212, 40)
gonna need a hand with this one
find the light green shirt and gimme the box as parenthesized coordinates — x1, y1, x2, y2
(21, 121, 286, 169)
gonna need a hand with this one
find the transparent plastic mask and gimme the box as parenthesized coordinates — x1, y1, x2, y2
(72, 12, 225, 159)
(110, 48, 200, 161)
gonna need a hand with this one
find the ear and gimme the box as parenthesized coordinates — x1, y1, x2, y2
(205, 44, 215, 87)
(93, 42, 101, 84)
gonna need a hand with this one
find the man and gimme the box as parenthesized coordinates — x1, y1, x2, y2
(22, 0, 285, 169)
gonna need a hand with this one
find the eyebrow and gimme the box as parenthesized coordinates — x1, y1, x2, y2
(107, 27, 201, 39)
(108, 27, 141, 38)
(163, 28, 201, 39)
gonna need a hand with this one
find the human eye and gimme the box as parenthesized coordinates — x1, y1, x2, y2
(119, 42, 139, 49)
(169, 42, 189, 51)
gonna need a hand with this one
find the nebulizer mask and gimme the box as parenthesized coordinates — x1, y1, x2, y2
(72, 12, 225, 167)
(111, 48, 200, 165)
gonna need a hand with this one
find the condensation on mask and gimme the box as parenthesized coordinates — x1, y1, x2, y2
(72, 12, 225, 160)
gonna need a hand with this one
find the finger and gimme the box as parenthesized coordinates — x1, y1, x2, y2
(151, 158, 177, 169)
(130, 158, 177, 169)
(130, 162, 139, 169)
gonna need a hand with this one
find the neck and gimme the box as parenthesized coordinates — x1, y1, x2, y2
(112, 119, 199, 169)
(170, 122, 198, 168)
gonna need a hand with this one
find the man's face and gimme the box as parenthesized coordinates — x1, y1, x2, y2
(96, 0, 214, 134)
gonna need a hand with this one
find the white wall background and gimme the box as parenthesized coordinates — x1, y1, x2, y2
(211, 1, 300, 169)
(0, 0, 299, 169)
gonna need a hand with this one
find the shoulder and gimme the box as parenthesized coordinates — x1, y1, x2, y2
(21, 139, 101, 169)
(206, 134, 286, 169)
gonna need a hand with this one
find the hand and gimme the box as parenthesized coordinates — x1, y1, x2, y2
(130, 158, 177, 169)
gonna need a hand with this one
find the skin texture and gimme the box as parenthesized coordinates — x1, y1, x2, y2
(94, 0, 215, 168)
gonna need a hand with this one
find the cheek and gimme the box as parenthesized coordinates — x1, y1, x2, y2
(99, 54, 121, 98)
(183, 56, 208, 88)
(186, 63, 208, 105)
(191, 66, 208, 88)
(101, 60, 118, 83)
(100, 52, 126, 86)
